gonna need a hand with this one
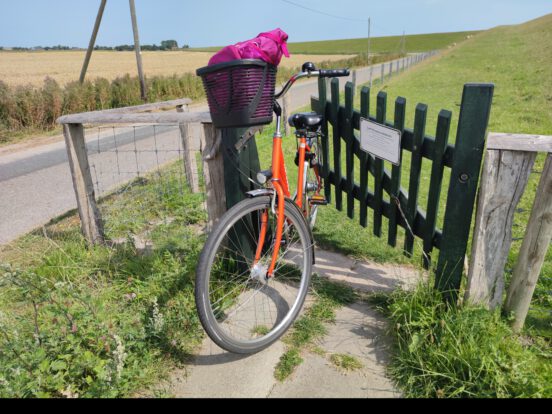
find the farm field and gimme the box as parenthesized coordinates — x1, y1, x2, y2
(0, 50, 356, 87)
(195, 30, 482, 55)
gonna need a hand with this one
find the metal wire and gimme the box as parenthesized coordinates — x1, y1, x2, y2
(86, 124, 205, 243)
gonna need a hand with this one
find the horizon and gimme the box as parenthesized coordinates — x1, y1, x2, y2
(0, 0, 551, 49)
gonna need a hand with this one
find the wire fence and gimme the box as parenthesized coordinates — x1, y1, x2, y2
(85, 124, 206, 250)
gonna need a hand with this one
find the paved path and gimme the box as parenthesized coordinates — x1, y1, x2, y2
(166, 248, 421, 398)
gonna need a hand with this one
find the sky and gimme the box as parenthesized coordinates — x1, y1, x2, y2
(0, 0, 551, 48)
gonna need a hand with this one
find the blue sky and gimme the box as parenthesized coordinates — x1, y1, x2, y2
(0, 0, 551, 48)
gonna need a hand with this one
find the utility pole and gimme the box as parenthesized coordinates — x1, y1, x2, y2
(80, 0, 107, 83)
(367, 17, 371, 64)
(129, 0, 147, 101)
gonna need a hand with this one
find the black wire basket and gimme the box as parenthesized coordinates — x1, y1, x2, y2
(197, 59, 277, 129)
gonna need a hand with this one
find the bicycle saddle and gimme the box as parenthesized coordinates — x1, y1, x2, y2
(288, 112, 323, 132)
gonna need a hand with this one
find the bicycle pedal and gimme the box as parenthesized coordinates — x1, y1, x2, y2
(310, 195, 328, 206)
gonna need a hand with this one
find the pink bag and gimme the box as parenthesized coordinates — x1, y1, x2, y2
(208, 28, 291, 66)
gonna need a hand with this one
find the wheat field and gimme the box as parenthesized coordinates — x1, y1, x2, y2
(0, 50, 355, 87)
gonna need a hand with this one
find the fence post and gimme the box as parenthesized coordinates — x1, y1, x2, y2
(369, 65, 373, 89)
(466, 149, 536, 309)
(505, 153, 552, 331)
(200, 123, 226, 231)
(282, 94, 291, 136)
(380, 63, 385, 84)
(178, 123, 201, 193)
(63, 123, 105, 245)
(435, 84, 494, 300)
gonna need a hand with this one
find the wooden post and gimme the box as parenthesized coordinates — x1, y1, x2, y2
(179, 123, 200, 193)
(380, 63, 384, 85)
(505, 153, 552, 332)
(369, 65, 373, 89)
(129, 0, 147, 101)
(352, 70, 357, 90)
(466, 149, 536, 309)
(63, 123, 105, 245)
(201, 123, 226, 231)
(80, 0, 107, 84)
(282, 94, 291, 136)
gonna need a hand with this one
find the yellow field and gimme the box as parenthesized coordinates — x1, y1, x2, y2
(0, 50, 356, 87)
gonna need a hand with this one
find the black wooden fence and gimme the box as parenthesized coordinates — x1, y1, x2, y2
(312, 78, 494, 298)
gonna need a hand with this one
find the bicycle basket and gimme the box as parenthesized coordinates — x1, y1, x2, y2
(196, 59, 277, 129)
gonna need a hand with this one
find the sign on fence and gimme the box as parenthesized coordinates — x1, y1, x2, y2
(360, 118, 402, 165)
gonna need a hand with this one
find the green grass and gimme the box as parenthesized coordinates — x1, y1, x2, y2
(329, 353, 363, 372)
(194, 30, 481, 55)
(0, 163, 207, 397)
(370, 281, 552, 398)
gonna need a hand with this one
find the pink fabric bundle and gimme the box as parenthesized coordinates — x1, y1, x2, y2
(208, 28, 291, 66)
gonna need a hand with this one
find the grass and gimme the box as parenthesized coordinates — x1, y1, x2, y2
(194, 30, 481, 55)
(329, 353, 363, 372)
(370, 281, 552, 398)
(0, 163, 207, 397)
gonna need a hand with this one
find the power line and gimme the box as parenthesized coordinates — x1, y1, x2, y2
(280, 0, 367, 23)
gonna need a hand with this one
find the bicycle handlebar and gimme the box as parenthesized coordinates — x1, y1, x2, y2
(274, 62, 350, 100)
(319, 69, 350, 78)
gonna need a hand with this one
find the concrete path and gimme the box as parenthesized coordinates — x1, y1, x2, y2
(166, 248, 421, 398)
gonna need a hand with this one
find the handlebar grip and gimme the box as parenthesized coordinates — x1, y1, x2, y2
(319, 69, 350, 78)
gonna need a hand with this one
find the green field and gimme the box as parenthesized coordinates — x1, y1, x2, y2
(288, 30, 481, 55)
(193, 30, 481, 55)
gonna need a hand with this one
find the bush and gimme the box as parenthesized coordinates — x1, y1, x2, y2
(374, 282, 552, 398)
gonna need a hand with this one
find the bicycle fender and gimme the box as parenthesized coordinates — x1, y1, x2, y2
(246, 189, 275, 198)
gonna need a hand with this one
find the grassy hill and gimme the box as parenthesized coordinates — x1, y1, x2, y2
(193, 30, 481, 54)
(288, 30, 481, 54)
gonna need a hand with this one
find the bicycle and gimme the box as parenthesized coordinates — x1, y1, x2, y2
(195, 62, 350, 354)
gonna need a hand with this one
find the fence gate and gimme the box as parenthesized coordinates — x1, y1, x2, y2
(312, 79, 494, 299)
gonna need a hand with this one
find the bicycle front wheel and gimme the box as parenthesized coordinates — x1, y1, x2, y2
(195, 196, 313, 354)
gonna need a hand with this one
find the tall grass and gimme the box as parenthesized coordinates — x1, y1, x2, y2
(371, 281, 552, 398)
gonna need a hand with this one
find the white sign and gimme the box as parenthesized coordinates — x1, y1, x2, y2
(360, 118, 402, 165)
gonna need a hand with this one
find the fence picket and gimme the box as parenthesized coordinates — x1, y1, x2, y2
(404, 104, 427, 256)
(345, 82, 355, 219)
(423, 110, 452, 268)
(330, 78, 342, 211)
(388, 97, 406, 247)
(373, 92, 387, 237)
(359, 87, 371, 228)
(318, 78, 331, 203)
(436, 84, 494, 298)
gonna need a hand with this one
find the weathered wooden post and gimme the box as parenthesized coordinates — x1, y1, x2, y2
(466, 142, 537, 308)
(129, 0, 147, 101)
(466, 134, 552, 311)
(201, 123, 226, 231)
(63, 123, 105, 245)
(380, 63, 384, 84)
(505, 153, 552, 331)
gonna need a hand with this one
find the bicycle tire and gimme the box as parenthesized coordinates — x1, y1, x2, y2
(195, 196, 313, 354)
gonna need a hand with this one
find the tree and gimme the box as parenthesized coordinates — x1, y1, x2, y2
(160, 40, 178, 50)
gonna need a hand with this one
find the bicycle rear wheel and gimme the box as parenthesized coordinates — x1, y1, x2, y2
(195, 196, 313, 354)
